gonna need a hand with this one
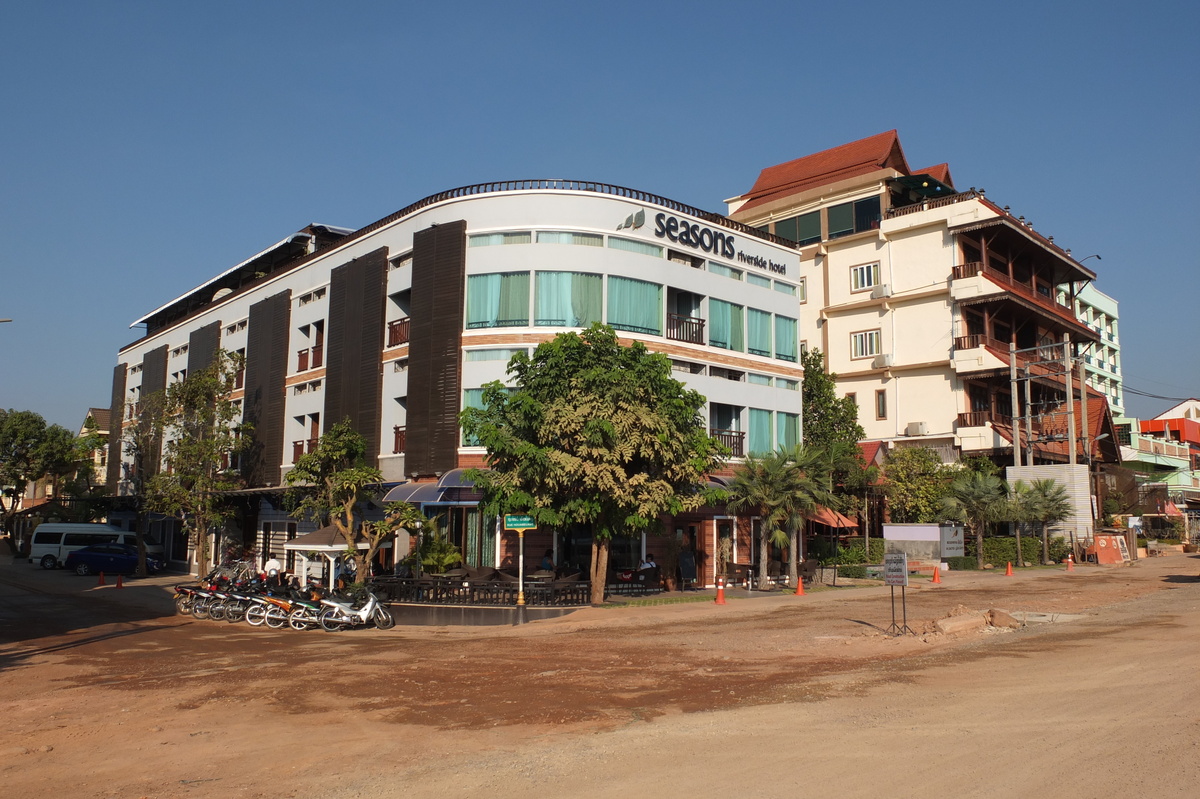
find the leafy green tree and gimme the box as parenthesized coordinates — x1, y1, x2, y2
(883, 446, 955, 523)
(941, 471, 1010, 569)
(144, 350, 249, 573)
(727, 444, 831, 587)
(1014, 478, 1072, 564)
(461, 324, 724, 605)
(0, 409, 77, 533)
(801, 348, 864, 449)
(285, 418, 424, 580)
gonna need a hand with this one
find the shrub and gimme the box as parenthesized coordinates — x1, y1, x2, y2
(836, 565, 868, 579)
(945, 556, 977, 571)
(966, 536, 1071, 565)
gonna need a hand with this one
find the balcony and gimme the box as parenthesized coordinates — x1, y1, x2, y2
(666, 313, 705, 345)
(952, 262, 1092, 335)
(292, 438, 317, 461)
(711, 429, 745, 458)
(388, 317, 411, 347)
(393, 426, 406, 454)
(296, 344, 324, 372)
(956, 410, 1012, 428)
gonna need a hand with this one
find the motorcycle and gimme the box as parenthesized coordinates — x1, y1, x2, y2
(318, 590, 395, 631)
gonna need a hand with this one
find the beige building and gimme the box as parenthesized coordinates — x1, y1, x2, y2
(727, 131, 1115, 465)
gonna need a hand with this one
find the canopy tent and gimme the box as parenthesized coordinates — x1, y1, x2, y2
(282, 525, 394, 586)
(810, 506, 858, 529)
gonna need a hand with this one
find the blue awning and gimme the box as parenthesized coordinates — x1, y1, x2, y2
(382, 482, 447, 504)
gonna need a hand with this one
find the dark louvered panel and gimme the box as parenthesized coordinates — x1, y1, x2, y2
(106, 364, 127, 494)
(243, 291, 291, 486)
(325, 248, 388, 467)
(139, 346, 168, 478)
(407, 220, 466, 478)
(187, 321, 221, 374)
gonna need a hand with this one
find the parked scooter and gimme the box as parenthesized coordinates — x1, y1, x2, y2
(318, 590, 395, 631)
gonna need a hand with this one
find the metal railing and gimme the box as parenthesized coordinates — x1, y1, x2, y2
(371, 576, 592, 607)
(387, 317, 411, 347)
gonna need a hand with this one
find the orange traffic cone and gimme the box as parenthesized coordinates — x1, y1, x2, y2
(115, 574, 124, 589)
(97, 572, 106, 586)
(715, 576, 727, 605)
(1066, 553, 1075, 572)
(932, 565, 942, 584)
(794, 576, 805, 596)
(1005, 562, 1014, 577)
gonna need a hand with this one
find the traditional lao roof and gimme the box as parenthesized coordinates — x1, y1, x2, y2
(80, 407, 111, 436)
(735, 130, 911, 214)
(858, 440, 886, 467)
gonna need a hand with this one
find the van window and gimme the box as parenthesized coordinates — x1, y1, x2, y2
(33, 531, 62, 544)
(64, 532, 119, 546)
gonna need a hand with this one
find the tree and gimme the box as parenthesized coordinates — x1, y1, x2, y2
(727, 444, 830, 587)
(941, 471, 1010, 569)
(0, 409, 77, 533)
(883, 446, 955, 523)
(801, 348, 864, 450)
(460, 324, 724, 605)
(285, 418, 424, 581)
(143, 351, 248, 572)
(1015, 478, 1072, 565)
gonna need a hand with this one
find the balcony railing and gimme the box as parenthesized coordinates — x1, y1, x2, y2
(296, 344, 325, 372)
(292, 438, 317, 461)
(952, 262, 1087, 332)
(666, 313, 705, 344)
(388, 317, 411, 347)
(956, 410, 1012, 428)
(711, 429, 745, 458)
(393, 426, 406, 454)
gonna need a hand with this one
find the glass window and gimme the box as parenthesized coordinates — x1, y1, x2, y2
(876, 389, 887, 419)
(852, 330, 881, 358)
(469, 232, 531, 247)
(854, 196, 881, 233)
(774, 280, 797, 297)
(465, 348, 527, 362)
(774, 315, 798, 362)
(748, 373, 773, 386)
(536, 231, 603, 247)
(709, 299, 745, 351)
(535, 272, 602, 327)
(778, 378, 799, 391)
(707, 262, 743, 280)
(828, 203, 854, 239)
(747, 308, 772, 357)
(466, 272, 530, 329)
(608, 236, 662, 258)
(777, 412, 800, 449)
(749, 408, 774, 456)
(776, 211, 821, 246)
(829, 197, 881, 239)
(851, 263, 880, 291)
(747, 273, 772, 289)
(607, 276, 662, 335)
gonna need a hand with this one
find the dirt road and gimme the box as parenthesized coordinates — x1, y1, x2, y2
(1, 556, 1198, 798)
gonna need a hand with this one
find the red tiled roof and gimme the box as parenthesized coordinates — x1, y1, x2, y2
(911, 163, 955, 190)
(858, 440, 885, 465)
(736, 130, 911, 214)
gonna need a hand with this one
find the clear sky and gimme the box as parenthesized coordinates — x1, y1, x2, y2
(2, 0, 1197, 429)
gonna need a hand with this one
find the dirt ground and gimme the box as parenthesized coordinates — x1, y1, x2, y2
(1, 555, 1198, 799)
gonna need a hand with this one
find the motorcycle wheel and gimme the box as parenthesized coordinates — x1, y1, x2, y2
(224, 602, 246, 623)
(372, 606, 396, 630)
(245, 605, 267, 627)
(208, 601, 227, 622)
(264, 606, 288, 629)
(191, 599, 211, 621)
(288, 609, 312, 630)
(174, 594, 193, 616)
(319, 607, 345, 632)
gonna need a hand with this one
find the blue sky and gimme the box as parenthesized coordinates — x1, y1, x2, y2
(2, 1, 1197, 429)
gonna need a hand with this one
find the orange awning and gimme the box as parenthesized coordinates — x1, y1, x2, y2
(810, 506, 858, 528)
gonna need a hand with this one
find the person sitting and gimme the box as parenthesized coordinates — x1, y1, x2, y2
(639, 554, 657, 570)
(539, 549, 555, 572)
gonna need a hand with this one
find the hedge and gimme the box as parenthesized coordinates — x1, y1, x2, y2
(964, 536, 1071, 566)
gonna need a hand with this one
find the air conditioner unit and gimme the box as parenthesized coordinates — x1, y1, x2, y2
(906, 421, 929, 437)
(873, 353, 894, 369)
(870, 284, 892, 299)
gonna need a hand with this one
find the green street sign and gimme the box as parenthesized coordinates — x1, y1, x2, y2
(504, 514, 537, 530)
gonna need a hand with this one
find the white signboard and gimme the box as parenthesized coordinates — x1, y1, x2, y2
(940, 524, 966, 558)
(884, 552, 909, 587)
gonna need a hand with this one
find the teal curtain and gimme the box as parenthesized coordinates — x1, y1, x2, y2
(748, 309, 772, 356)
(777, 412, 799, 449)
(462, 388, 486, 445)
(607, 276, 662, 335)
(710, 299, 744, 351)
(749, 408, 773, 456)
(774, 315, 797, 362)
(536, 272, 602, 327)
(466, 273, 529, 329)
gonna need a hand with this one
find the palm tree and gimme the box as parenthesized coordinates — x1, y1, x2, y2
(941, 471, 1009, 569)
(1026, 478, 1072, 564)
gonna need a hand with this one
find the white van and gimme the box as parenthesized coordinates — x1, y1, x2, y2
(29, 523, 165, 570)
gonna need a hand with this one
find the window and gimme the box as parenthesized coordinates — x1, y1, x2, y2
(748, 373, 773, 386)
(607, 276, 662, 335)
(779, 378, 799, 391)
(749, 408, 773, 456)
(774, 279, 798, 298)
(469, 232, 531, 247)
(535, 271, 602, 327)
(777, 412, 800, 449)
(297, 287, 327, 306)
(388, 253, 412, 271)
(462, 389, 487, 446)
(747, 309, 772, 356)
(536, 231, 603, 247)
(465, 348, 527, 362)
(709, 299, 745, 351)
(671, 359, 706, 375)
(851, 330, 881, 359)
(845, 393, 857, 407)
(224, 319, 247, 336)
(707, 262, 743, 280)
(774, 315, 798, 362)
(876, 389, 887, 420)
(608, 236, 662, 258)
(775, 211, 821, 246)
(851, 263, 881, 292)
(466, 272, 530, 329)
(746, 273, 772, 289)
(829, 196, 881, 239)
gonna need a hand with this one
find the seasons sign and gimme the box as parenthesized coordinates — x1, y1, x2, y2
(649, 212, 787, 275)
